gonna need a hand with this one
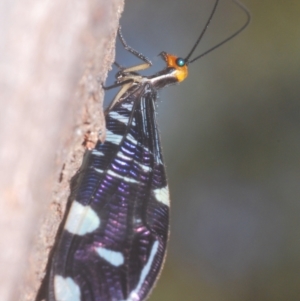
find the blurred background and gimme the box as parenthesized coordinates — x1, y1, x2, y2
(105, 0, 300, 300)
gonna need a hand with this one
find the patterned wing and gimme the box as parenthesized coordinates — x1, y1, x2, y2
(48, 83, 170, 301)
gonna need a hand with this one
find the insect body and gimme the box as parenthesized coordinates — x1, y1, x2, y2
(47, 1, 250, 301)
(48, 51, 179, 301)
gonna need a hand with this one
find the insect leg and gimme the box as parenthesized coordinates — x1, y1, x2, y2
(102, 79, 134, 90)
(118, 26, 152, 72)
(106, 81, 134, 111)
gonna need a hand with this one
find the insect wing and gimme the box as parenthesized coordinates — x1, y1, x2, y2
(49, 84, 170, 301)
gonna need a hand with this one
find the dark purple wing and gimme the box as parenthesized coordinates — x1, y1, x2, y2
(48, 83, 170, 301)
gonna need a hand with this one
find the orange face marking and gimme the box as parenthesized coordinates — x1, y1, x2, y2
(165, 54, 188, 82)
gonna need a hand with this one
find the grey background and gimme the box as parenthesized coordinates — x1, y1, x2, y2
(106, 1, 300, 300)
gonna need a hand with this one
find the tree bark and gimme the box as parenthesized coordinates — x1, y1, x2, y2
(0, 0, 124, 300)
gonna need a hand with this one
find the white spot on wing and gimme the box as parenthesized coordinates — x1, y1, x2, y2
(121, 103, 133, 111)
(126, 134, 138, 145)
(93, 167, 104, 174)
(95, 247, 124, 267)
(126, 241, 159, 301)
(107, 170, 139, 184)
(92, 167, 104, 173)
(137, 162, 152, 172)
(106, 130, 123, 145)
(91, 149, 104, 156)
(65, 201, 100, 235)
(153, 186, 170, 206)
(117, 151, 132, 161)
(54, 275, 81, 301)
(109, 111, 129, 125)
(142, 145, 151, 154)
(115, 158, 129, 166)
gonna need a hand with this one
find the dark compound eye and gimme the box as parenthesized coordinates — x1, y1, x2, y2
(176, 57, 185, 67)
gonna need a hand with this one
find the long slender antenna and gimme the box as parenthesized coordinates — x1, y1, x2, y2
(186, 0, 251, 64)
(184, 0, 220, 62)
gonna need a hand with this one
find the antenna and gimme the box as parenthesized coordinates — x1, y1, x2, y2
(185, 0, 251, 64)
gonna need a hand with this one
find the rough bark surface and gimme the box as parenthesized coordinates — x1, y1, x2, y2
(0, 0, 124, 300)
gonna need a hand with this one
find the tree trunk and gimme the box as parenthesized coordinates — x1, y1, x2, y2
(0, 0, 124, 300)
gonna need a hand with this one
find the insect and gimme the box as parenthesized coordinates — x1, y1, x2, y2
(47, 1, 250, 301)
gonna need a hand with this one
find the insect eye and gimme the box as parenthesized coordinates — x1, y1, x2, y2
(176, 58, 185, 67)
